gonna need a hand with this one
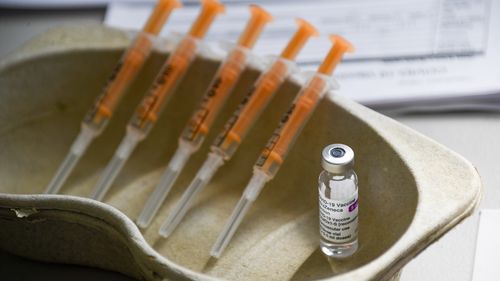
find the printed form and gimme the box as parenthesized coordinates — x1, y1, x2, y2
(106, 0, 500, 110)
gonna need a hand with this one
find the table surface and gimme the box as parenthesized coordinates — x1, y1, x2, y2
(0, 7, 498, 281)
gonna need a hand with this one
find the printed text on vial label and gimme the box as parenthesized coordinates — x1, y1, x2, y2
(319, 192, 358, 243)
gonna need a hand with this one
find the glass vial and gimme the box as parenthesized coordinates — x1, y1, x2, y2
(318, 144, 358, 258)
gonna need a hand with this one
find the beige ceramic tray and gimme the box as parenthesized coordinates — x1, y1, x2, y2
(0, 25, 482, 281)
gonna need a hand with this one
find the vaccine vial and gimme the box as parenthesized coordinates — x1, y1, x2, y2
(318, 144, 358, 258)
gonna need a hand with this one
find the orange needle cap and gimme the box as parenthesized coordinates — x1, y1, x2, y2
(189, 0, 226, 39)
(143, 0, 183, 35)
(317, 35, 354, 75)
(237, 5, 273, 49)
(280, 18, 319, 60)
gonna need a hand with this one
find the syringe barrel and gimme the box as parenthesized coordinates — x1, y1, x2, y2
(83, 32, 155, 133)
(212, 57, 294, 159)
(180, 46, 249, 149)
(129, 35, 199, 136)
(255, 74, 331, 178)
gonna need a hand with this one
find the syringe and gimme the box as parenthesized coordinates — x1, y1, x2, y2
(44, 0, 181, 195)
(90, 0, 225, 201)
(158, 19, 319, 238)
(136, 5, 273, 228)
(210, 35, 354, 258)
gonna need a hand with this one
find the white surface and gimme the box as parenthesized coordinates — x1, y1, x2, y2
(472, 210, 500, 281)
(105, 0, 500, 106)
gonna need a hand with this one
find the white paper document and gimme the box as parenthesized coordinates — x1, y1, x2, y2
(105, 0, 500, 110)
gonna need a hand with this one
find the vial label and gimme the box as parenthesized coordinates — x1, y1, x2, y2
(319, 184, 358, 244)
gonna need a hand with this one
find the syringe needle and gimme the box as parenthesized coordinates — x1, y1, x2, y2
(137, 143, 193, 228)
(90, 155, 127, 201)
(158, 176, 205, 237)
(159, 152, 223, 237)
(90, 130, 142, 201)
(210, 196, 251, 258)
(136, 167, 178, 227)
(45, 152, 82, 194)
(210, 169, 269, 258)
(45, 126, 96, 194)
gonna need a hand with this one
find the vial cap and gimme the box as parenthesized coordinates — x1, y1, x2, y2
(321, 144, 354, 174)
